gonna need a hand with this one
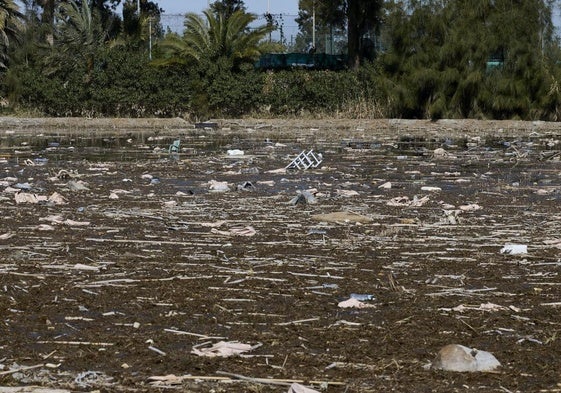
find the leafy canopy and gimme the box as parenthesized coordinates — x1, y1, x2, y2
(155, 8, 275, 70)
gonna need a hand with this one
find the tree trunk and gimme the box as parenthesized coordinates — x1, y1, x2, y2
(39, 0, 56, 27)
(347, 0, 361, 69)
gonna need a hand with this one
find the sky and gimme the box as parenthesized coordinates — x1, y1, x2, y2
(155, 0, 300, 15)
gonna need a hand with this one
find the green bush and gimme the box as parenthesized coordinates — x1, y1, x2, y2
(259, 69, 366, 115)
(6, 47, 192, 117)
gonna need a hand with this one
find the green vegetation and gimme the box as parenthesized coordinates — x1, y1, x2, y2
(1, 0, 561, 120)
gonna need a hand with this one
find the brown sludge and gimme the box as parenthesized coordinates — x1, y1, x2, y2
(0, 118, 560, 392)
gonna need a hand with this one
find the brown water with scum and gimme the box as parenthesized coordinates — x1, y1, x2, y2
(0, 118, 560, 392)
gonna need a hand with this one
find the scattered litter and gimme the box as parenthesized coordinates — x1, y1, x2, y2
(439, 302, 509, 313)
(336, 189, 359, 197)
(66, 180, 89, 192)
(288, 383, 321, 393)
(500, 244, 528, 255)
(48, 192, 67, 205)
(74, 371, 113, 388)
(311, 211, 372, 224)
(200, 220, 227, 228)
(441, 210, 461, 225)
(38, 216, 89, 226)
(63, 219, 90, 227)
(350, 293, 375, 301)
(289, 190, 316, 205)
(211, 225, 256, 237)
(387, 195, 430, 207)
(266, 167, 287, 174)
(459, 203, 482, 211)
(208, 180, 230, 193)
(0, 387, 70, 393)
(14, 193, 44, 204)
(73, 263, 100, 272)
(430, 344, 500, 372)
(34, 224, 55, 231)
(191, 341, 260, 358)
(14, 192, 67, 205)
(543, 239, 561, 249)
(14, 182, 32, 190)
(148, 345, 167, 356)
(237, 181, 255, 192)
(338, 298, 375, 309)
(286, 150, 323, 170)
(378, 181, 392, 189)
(421, 186, 442, 192)
(169, 139, 180, 154)
(307, 228, 327, 235)
(432, 147, 456, 158)
(227, 149, 245, 156)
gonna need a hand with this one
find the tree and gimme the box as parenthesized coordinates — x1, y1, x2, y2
(0, 0, 24, 69)
(378, 0, 561, 119)
(156, 9, 274, 70)
(298, 0, 383, 68)
(122, 0, 163, 45)
(210, 0, 246, 18)
(27, 0, 122, 38)
(46, 0, 108, 79)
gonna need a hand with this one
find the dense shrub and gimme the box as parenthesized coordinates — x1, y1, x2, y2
(259, 69, 366, 115)
(189, 58, 264, 117)
(7, 48, 192, 117)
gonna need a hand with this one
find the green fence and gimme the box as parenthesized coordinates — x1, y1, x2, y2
(255, 53, 348, 70)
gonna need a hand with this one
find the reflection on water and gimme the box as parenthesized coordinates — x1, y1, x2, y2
(0, 128, 557, 163)
(0, 130, 258, 162)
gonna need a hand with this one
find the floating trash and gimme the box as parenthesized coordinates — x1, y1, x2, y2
(430, 344, 501, 372)
(500, 244, 528, 254)
(350, 293, 375, 301)
(227, 149, 245, 156)
(286, 150, 323, 170)
(289, 190, 316, 205)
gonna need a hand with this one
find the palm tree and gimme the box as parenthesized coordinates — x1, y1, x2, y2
(46, 0, 106, 77)
(156, 9, 275, 69)
(0, 0, 24, 69)
(55, 0, 104, 50)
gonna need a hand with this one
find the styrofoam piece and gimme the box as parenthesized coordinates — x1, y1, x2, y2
(500, 244, 528, 254)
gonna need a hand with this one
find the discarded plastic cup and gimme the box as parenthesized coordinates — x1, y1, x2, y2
(350, 293, 375, 301)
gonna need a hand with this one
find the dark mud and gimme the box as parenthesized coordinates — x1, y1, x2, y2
(0, 118, 561, 392)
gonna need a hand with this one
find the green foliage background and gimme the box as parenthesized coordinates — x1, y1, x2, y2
(2, 0, 561, 120)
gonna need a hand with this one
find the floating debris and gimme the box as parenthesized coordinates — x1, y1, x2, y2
(430, 344, 500, 372)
